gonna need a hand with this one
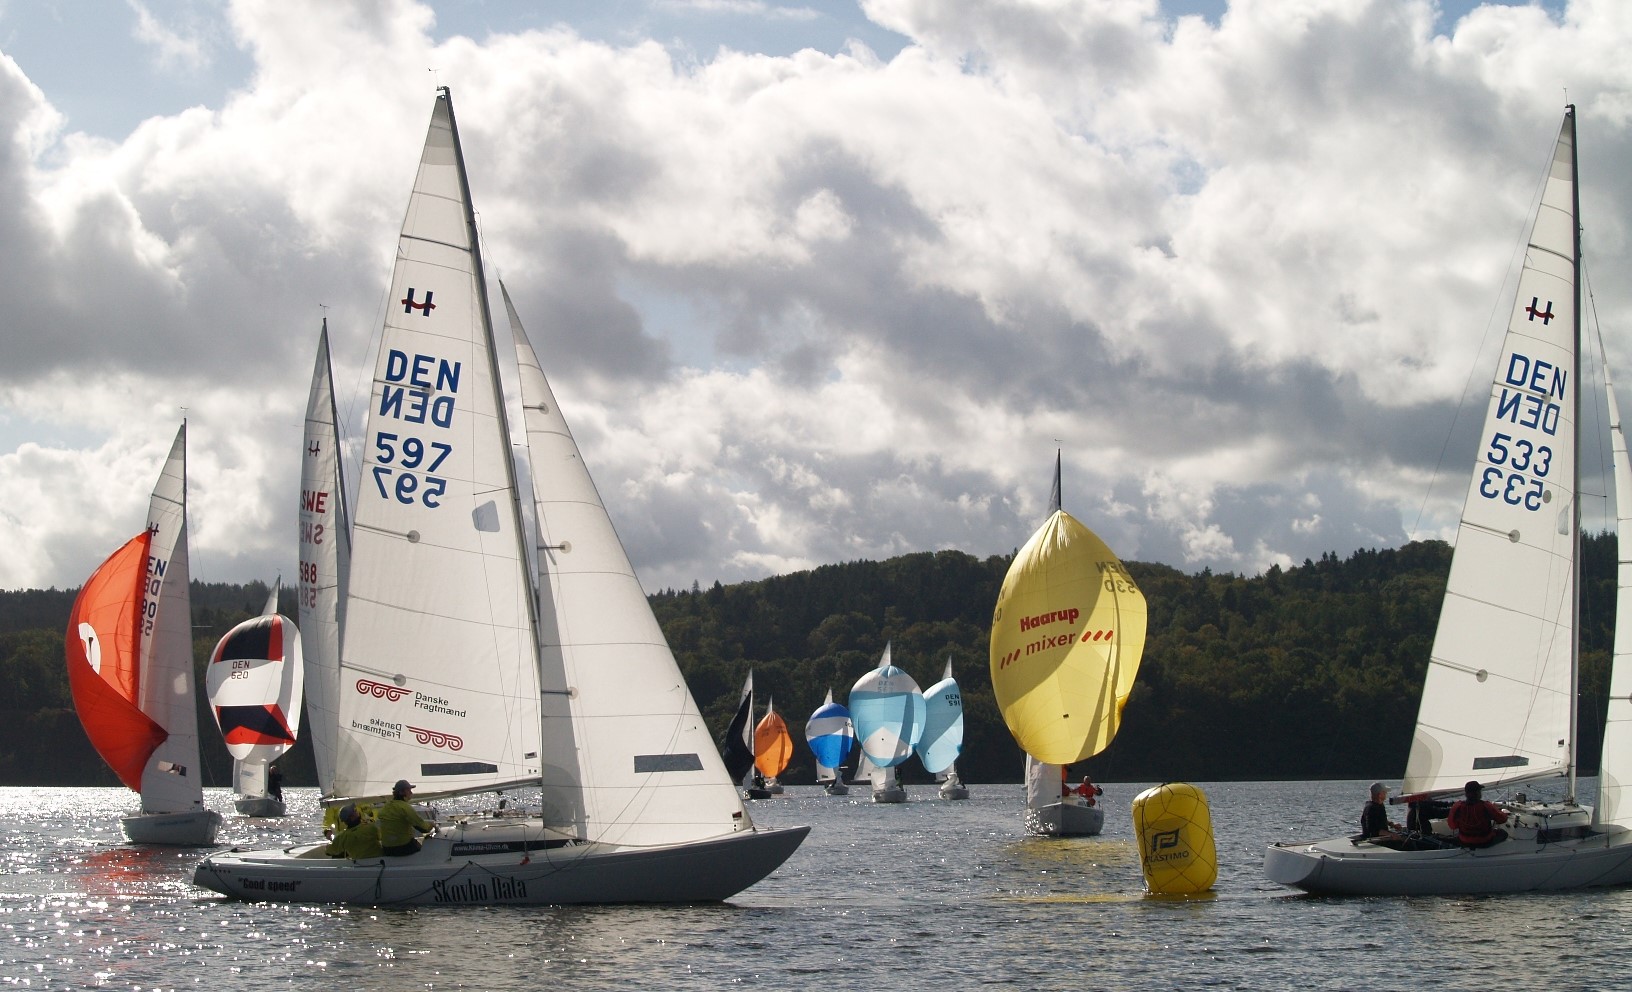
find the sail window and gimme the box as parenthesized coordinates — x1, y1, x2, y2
(633, 754, 703, 773)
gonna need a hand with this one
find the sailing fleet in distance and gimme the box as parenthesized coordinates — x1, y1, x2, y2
(58, 95, 1632, 903)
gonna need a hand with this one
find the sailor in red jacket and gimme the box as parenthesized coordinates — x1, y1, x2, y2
(1447, 780, 1509, 847)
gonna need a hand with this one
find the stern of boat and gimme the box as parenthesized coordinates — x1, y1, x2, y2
(122, 808, 222, 846)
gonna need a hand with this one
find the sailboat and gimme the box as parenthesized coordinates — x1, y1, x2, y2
(989, 452, 1147, 836)
(919, 659, 968, 800)
(754, 696, 793, 795)
(206, 581, 303, 817)
(721, 671, 768, 799)
(1265, 106, 1632, 896)
(194, 88, 807, 904)
(849, 643, 925, 803)
(805, 689, 855, 796)
(67, 423, 221, 846)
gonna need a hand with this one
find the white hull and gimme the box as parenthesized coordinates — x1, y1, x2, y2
(1265, 805, 1632, 896)
(194, 818, 810, 905)
(939, 781, 969, 800)
(823, 783, 849, 796)
(872, 785, 907, 804)
(234, 796, 287, 818)
(1026, 799, 1104, 837)
(122, 808, 222, 846)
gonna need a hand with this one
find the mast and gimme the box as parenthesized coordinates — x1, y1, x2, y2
(1568, 102, 1581, 803)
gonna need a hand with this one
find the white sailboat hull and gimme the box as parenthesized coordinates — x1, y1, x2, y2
(822, 782, 849, 796)
(234, 796, 287, 818)
(871, 784, 907, 803)
(939, 781, 969, 800)
(193, 819, 810, 905)
(1026, 799, 1104, 837)
(121, 808, 222, 846)
(1265, 805, 1632, 896)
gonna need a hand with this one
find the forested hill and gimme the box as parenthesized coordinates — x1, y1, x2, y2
(0, 537, 1616, 787)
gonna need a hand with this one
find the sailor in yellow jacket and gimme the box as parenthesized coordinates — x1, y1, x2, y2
(325, 804, 383, 860)
(378, 779, 436, 856)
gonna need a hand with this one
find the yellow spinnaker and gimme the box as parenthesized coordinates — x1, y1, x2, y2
(988, 510, 1147, 765)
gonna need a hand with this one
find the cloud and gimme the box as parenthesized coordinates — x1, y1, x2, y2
(3, 0, 1632, 595)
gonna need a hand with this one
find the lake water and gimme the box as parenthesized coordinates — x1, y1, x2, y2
(3, 779, 1630, 990)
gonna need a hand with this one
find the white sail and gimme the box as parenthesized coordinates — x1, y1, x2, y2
(137, 424, 204, 814)
(1402, 115, 1579, 797)
(336, 94, 542, 801)
(300, 320, 350, 797)
(505, 283, 750, 845)
(1598, 353, 1632, 827)
(1024, 754, 1060, 812)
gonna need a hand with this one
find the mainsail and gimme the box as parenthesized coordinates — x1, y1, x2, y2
(299, 319, 350, 798)
(1402, 115, 1579, 797)
(335, 93, 542, 801)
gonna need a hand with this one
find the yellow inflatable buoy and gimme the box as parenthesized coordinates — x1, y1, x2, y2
(1132, 782, 1218, 895)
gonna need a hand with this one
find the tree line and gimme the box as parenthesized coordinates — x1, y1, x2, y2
(0, 536, 1616, 787)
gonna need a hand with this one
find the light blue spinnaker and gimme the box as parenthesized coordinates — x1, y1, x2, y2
(850, 643, 926, 769)
(916, 660, 964, 776)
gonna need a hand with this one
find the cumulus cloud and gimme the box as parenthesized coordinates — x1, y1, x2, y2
(2, 0, 1631, 594)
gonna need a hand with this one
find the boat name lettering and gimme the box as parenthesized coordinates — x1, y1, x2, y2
(230, 658, 253, 679)
(302, 489, 330, 513)
(352, 719, 402, 740)
(413, 693, 467, 718)
(407, 725, 464, 750)
(1019, 609, 1079, 632)
(236, 877, 302, 892)
(356, 679, 410, 702)
(432, 875, 527, 903)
